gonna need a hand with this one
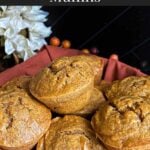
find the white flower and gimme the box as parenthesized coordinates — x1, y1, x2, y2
(0, 6, 52, 60)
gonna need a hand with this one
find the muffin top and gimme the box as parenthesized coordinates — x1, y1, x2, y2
(37, 115, 106, 150)
(0, 76, 31, 92)
(29, 56, 94, 101)
(92, 96, 150, 149)
(71, 55, 104, 84)
(105, 76, 150, 100)
(0, 82, 51, 149)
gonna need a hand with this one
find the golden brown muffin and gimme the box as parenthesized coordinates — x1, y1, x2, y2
(72, 55, 104, 84)
(49, 88, 92, 114)
(29, 56, 94, 114)
(36, 115, 106, 150)
(0, 76, 31, 92)
(75, 87, 105, 116)
(105, 76, 150, 100)
(52, 55, 104, 85)
(91, 96, 150, 150)
(0, 82, 51, 150)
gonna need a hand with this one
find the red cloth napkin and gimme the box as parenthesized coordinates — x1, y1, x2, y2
(0, 45, 146, 86)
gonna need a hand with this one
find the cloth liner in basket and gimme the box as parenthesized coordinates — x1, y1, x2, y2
(0, 45, 146, 86)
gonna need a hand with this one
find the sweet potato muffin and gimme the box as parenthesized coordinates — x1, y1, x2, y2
(75, 87, 105, 116)
(0, 76, 31, 92)
(71, 55, 104, 84)
(48, 88, 92, 114)
(29, 56, 94, 114)
(36, 115, 106, 150)
(0, 83, 51, 150)
(52, 55, 104, 85)
(105, 76, 150, 100)
(91, 96, 150, 150)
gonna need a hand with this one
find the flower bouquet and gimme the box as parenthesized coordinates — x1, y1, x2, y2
(0, 6, 52, 71)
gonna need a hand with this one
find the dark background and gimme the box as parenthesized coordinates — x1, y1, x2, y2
(43, 6, 150, 74)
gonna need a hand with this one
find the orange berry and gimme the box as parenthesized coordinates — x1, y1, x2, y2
(62, 40, 71, 48)
(50, 37, 60, 46)
(81, 49, 90, 54)
(110, 54, 119, 60)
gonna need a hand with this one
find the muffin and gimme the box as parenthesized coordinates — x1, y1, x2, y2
(75, 87, 105, 116)
(29, 56, 94, 114)
(52, 55, 104, 85)
(48, 89, 92, 114)
(0, 79, 51, 150)
(36, 115, 106, 150)
(105, 76, 150, 100)
(76, 55, 104, 84)
(91, 96, 150, 150)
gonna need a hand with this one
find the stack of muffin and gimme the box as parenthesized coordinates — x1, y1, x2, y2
(0, 55, 105, 150)
(0, 55, 149, 150)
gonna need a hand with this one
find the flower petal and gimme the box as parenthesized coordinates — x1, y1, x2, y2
(23, 51, 28, 60)
(0, 17, 10, 29)
(31, 6, 42, 11)
(20, 6, 32, 13)
(9, 16, 29, 32)
(28, 38, 46, 50)
(23, 10, 48, 22)
(29, 22, 52, 38)
(13, 35, 28, 52)
(6, 6, 26, 16)
(5, 39, 15, 55)
(0, 6, 7, 12)
(4, 28, 17, 38)
(29, 32, 41, 40)
(23, 48, 36, 60)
